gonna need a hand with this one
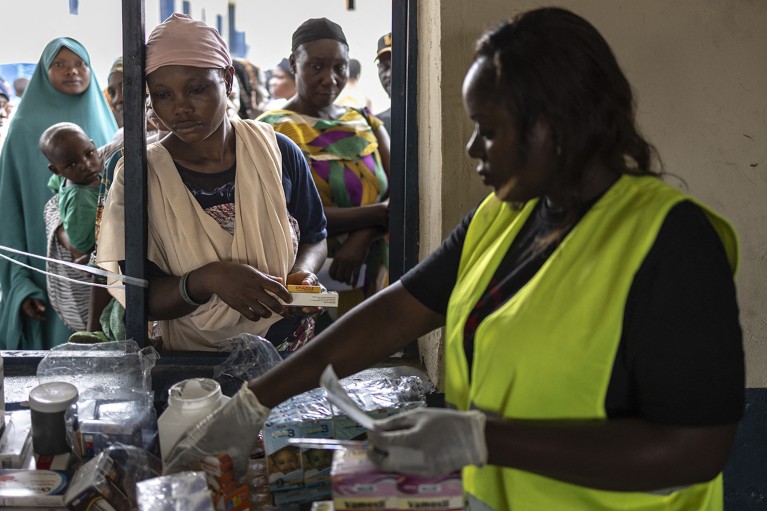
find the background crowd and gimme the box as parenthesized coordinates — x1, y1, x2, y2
(0, 14, 394, 352)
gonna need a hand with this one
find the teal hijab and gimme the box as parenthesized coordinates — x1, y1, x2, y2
(0, 37, 118, 349)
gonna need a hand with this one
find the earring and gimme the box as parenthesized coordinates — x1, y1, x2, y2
(555, 145, 562, 156)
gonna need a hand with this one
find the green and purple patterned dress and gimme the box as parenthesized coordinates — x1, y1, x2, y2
(258, 107, 389, 308)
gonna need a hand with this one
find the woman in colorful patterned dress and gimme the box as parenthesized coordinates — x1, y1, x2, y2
(258, 18, 390, 317)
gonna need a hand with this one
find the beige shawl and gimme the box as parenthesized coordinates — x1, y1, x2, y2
(97, 119, 295, 350)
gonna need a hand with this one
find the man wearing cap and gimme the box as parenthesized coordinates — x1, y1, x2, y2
(375, 32, 392, 135)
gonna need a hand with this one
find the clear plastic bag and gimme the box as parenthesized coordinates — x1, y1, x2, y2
(65, 385, 159, 460)
(65, 444, 162, 508)
(136, 471, 214, 511)
(212, 334, 282, 395)
(37, 340, 159, 393)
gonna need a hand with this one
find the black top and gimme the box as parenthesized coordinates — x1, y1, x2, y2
(401, 199, 744, 426)
(174, 133, 326, 244)
(377, 108, 391, 138)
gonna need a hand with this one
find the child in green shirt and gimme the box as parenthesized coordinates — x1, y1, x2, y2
(39, 122, 101, 331)
(40, 122, 101, 259)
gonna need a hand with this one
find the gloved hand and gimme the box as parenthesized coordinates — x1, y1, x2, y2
(163, 383, 270, 480)
(367, 408, 488, 476)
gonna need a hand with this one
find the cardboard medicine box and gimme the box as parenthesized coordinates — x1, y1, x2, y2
(74, 399, 143, 459)
(331, 447, 464, 511)
(64, 452, 133, 511)
(264, 388, 334, 491)
(0, 469, 72, 507)
(263, 377, 427, 493)
(397, 474, 464, 510)
(0, 410, 33, 469)
(272, 484, 332, 507)
(331, 447, 399, 511)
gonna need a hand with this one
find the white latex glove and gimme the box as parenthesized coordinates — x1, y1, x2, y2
(367, 408, 488, 476)
(163, 383, 270, 480)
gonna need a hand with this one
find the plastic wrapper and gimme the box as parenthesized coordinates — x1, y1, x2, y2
(136, 471, 215, 511)
(267, 370, 433, 427)
(213, 333, 282, 380)
(36, 340, 159, 393)
(65, 385, 159, 460)
(339, 367, 435, 398)
(65, 444, 161, 509)
(266, 388, 332, 425)
(212, 334, 283, 395)
(338, 373, 435, 411)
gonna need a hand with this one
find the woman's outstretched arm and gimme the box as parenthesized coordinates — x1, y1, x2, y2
(250, 281, 445, 408)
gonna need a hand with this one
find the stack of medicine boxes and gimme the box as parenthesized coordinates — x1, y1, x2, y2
(263, 374, 428, 507)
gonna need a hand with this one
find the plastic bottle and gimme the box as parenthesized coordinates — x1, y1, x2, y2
(158, 378, 230, 462)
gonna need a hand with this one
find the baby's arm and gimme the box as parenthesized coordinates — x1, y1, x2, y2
(55, 225, 89, 262)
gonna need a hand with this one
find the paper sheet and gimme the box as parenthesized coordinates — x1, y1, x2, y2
(319, 365, 378, 431)
(317, 258, 366, 292)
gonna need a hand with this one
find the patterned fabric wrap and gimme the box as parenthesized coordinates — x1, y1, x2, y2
(44, 195, 89, 332)
(258, 108, 387, 208)
(88, 148, 122, 284)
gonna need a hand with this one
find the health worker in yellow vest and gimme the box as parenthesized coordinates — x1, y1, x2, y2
(164, 8, 744, 511)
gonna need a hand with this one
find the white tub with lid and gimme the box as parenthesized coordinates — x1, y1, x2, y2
(157, 378, 230, 462)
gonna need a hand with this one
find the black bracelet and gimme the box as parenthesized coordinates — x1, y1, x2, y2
(179, 271, 206, 307)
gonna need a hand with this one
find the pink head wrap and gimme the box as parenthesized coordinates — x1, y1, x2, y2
(146, 13, 232, 75)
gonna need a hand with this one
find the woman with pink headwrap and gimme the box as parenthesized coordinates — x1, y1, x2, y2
(96, 13, 327, 352)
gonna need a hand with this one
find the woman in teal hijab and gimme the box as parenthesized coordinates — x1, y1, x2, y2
(0, 37, 118, 349)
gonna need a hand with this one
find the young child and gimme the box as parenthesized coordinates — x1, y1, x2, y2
(40, 122, 101, 259)
(39, 122, 102, 332)
(268, 446, 302, 483)
(303, 448, 333, 481)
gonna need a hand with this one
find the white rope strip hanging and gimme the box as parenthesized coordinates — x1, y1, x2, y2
(0, 244, 148, 289)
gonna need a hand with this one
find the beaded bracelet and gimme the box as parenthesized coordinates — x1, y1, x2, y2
(179, 271, 206, 307)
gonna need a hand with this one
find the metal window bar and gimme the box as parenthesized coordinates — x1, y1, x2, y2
(391, 0, 420, 357)
(122, 0, 148, 347)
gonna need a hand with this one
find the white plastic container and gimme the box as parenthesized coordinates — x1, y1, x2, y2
(158, 378, 230, 462)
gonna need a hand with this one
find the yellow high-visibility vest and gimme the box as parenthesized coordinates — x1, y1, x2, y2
(445, 174, 738, 510)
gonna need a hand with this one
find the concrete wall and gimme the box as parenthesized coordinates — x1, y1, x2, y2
(416, 0, 767, 390)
